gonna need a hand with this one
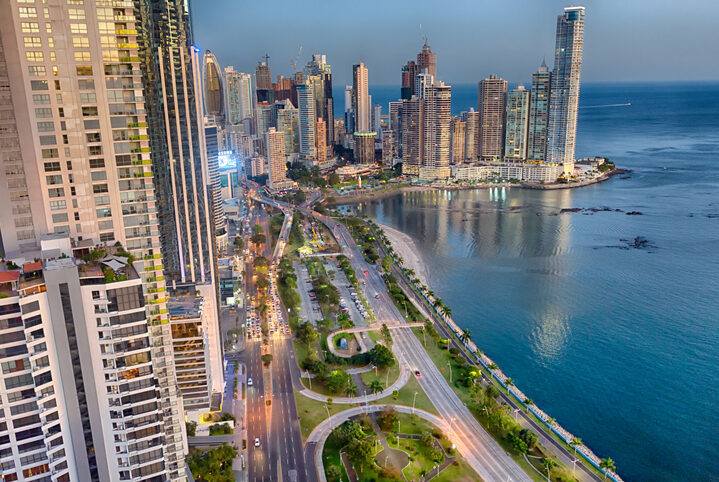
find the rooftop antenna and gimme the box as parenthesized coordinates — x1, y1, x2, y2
(419, 23, 428, 46)
(263, 53, 270, 65)
(291, 45, 303, 73)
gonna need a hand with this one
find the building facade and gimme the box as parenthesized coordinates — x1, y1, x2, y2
(305, 54, 334, 149)
(547, 6, 585, 163)
(315, 118, 327, 162)
(527, 61, 551, 162)
(478, 75, 508, 160)
(462, 109, 479, 161)
(202, 50, 224, 122)
(351, 63, 370, 133)
(451, 120, 466, 163)
(296, 82, 316, 160)
(504, 85, 530, 161)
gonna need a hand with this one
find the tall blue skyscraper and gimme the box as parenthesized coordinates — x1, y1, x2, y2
(547, 6, 585, 163)
(527, 61, 552, 162)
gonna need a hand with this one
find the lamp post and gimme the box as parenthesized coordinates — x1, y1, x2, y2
(447, 361, 452, 383)
(513, 408, 520, 422)
(325, 404, 331, 431)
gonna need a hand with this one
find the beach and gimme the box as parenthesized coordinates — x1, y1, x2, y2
(378, 223, 431, 291)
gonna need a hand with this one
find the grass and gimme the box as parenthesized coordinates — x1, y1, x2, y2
(398, 437, 442, 481)
(294, 389, 358, 442)
(359, 364, 400, 391)
(372, 375, 438, 416)
(434, 458, 484, 482)
(322, 435, 348, 482)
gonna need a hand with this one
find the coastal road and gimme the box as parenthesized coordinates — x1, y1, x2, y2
(244, 339, 274, 482)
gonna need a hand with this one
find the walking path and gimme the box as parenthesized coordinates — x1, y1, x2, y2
(326, 323, 424, 358)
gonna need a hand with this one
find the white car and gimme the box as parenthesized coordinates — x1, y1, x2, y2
(247, 378, 253, 386)
(254, 438, 260, 447)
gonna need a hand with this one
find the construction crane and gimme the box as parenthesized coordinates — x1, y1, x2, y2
(290, 45, 303, 73)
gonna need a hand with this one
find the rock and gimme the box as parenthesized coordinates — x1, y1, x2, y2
(626, 211, 643, 215)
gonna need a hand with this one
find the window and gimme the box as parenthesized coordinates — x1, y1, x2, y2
(91, 171, 106, 181)
(49, 200, 66, 211)
(76, 66, 92, 76)
(74, 51, 91, 62)
(30, 80, 48, 91)
(41, 148, 58, 158)
(39, 135, 56, 146)
(88, 145, 103, 155)
(82, 106, 98, 116)
(86, 132, 101, 142)
(80, 92, 96, 103)
(18, 7, 37, 18)
(70, 23, 87, 34)
(78, 79, 94, 90)
(46, 175, 62, 185)
(84, 119, 100, 129)
(95, 195, 110, 206)
(37, 121, 54, 132)
(52, 213, 68, 223)
(44, 161, 60, 171)
(97, 208, 111, 218)
(35, 107, 52, 118)
(21, 22, 40, 33)
(89, 158, 105, 168)
(100, 232, 115, 242)
(25, 51, 44, 62)
(93, 184, 108, 193)
(48, 187, 64, 198)
(68, 8, 85, 19)
(32, 94, 50, 105)
(23, 37, 41, 47)
(98, 220, 113, 230)
(28, 65, 45, 76)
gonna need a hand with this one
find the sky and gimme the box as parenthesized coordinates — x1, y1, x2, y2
(191, 0, 719, 87)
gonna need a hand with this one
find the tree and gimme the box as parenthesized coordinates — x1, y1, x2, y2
(234, 236, 243, 250)
(344, 381, 357, 397)
(253, 256, 269, 268)
(253, 224, 264, 235)
(600, 458, 616, 480)
(346, 438, 374, 473)
(186, 421, 197, 437)
(327, 370, 351, 394)
(333, 420, 365, 445)
(296, 321, 317, 346)
(543, 458, 557, 481)
(261, 354, 273, 366)
(485, 384, 500, 400)
(377, 406, 399, 431)
(369, 344, 395, 369)
(505, 378, 514, 390)
(328, 172, 340, 186)
(459, 329, 472, 344)
(443, 305, 452, 318)
(570, 437, 582, 455)
(251, 233, 266, 245)
(517, 429, 538, 450)
(380, 323, 393, 345)
(524, 398, 533, 407)
(368, 379, 384, 394)
(420, 431, 434, 447)
(187, 444, 238, 482)
(326, 465, 342, 481)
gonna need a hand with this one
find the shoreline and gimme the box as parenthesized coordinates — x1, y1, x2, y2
(325, 168, 629, 205)
(378, 223, 431, 291)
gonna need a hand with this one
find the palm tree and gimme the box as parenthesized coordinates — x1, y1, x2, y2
(599, 458, 616, 480)
(505, 378, 514, 389)
(570, 437, 582, 456)
(427, 290, 435, 299)
(543, 458, 557, 481)
(524, 398, 533, 407)
(488, 363, 498, 370)
(344, 382, 357, 397)
(443, 305, 452, 318)
(459, 329, 472, 345)
(368, 380, 384, 394)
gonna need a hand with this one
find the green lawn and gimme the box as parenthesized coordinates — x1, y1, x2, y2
(371, 375, 438, 416)
(322, 435, 348, 482)
(294, 390, 358, 441)
(359, 364, 400, 391)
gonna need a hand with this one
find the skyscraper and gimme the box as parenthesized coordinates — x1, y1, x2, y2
(527, 61, 552, 161)
(417, 41, 437, 79)
(382, 128, 397, 165)
(352, 62, 370, 133)
(401, 97, 423, 175)
(401, 61, 417, 100)
(203, 50, 224, 122)
(504, 85, 531, 160)
(255, 60, 274, 103)
(389, 101, 405, 157)
(547, 6, 585, 163)
(478, 75, 508, 160)
(422, 83, 452, 169)
(344, 85, 354, 134)
(205, 121, 226, 240)
(415, 70, 434, 99)
(266, 127, 287, 188)
(316, 118, 328, 162)
(372, 103, 383, 139)
(277, 104, 300, 154)
(305, 54, 335, 148)
(224, 66, 242, 125)
(297, 82, 317, 160)
(0, 0, 190, 478)
(452, 120, 467, 163)
(462, 109, 479, 161)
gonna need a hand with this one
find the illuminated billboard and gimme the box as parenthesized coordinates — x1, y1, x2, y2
(218, 150, 236, 170)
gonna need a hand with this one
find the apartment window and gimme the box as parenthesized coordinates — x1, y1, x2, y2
(30, 80, 48, 91)
(97, 208, 111, 218)
(56, 93, 62, 103)
(32, 94, 50, 105)
(76, 66, 92, 76)
(98, 220, 113, 230)
(23, 36, 41, 47)
(70, 23, 87, 34)
(44, 161, 60, 171)
(84, 119, 100, 129)
(68, 8, 85, 19)
(80, 92, 96, 103)
(25, 51, 43, 62)
(5, 374, 34, 390)
(88, 145, 103, 155)
(21, 22, 40, 33)
(28, 65, 45, 76)
(78, 79, 94, 90)
(100, 232, 115, 242)
(89, 158, 105, 168)
(41, 148, 58, 158)
(46, 175, 62, 185)
(48, 37, 54, 48)
(95, 195, 110, 206)
(49, 200, 66, 210)
(35, 107, 52, 118)
(82, 106, 98, 116)
(66, 161, 72, 170)
(18, 7, 37, 18)
(86, 132, 101, 143)
(37, 121, 54, 132)
(52, 213, 68, 223)
(91, 171, 106, 181)
(48, 187, 64, 198)
(93, 184, 108, 193)
(73, 212, 79, 221)
(58, 107, 64, 117)
(1, 359, 30, 374)
(74, 51, 91, 62)
(39, 135, 56, 146)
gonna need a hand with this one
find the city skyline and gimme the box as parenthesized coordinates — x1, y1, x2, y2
(191, 0, 719, 86)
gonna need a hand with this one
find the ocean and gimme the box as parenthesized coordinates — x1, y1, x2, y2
(339, 82, 719, 481)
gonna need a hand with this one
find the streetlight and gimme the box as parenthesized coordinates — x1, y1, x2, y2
(513, 408, 520, 422)
(447, 361, 452, 383)
(572, 458, 578, 476)
(325, 404, 331, 431)
(386, 366, 391, 387)
(412, 391, 418, 414)
(306, 370, 311, 390)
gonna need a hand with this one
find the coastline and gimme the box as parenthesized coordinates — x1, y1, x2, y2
(325, 168, 628, 205)
(378, 223, 431, 291)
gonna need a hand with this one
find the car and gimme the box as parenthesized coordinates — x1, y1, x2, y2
(247, 378, 253, 386)
(414, 370, 421, 377)
(254, 438, 260, 447)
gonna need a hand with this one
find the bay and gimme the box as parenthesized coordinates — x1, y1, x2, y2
(340, 82, 719, 481)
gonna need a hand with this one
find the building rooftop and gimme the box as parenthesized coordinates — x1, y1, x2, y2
(168, 294, 204, 320)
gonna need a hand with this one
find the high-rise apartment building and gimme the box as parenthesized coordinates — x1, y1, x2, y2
(415, 70, 434, 100)
(205, 121, 226, 242)
(224, 67, 242, 125)
(372, 103, 382, 139)
(316, 118, 327, 162)
(547, 6, 585, 163)
(417, 41, 437, 79)
(527, 61, 551, 161)
(478, 75, 508, 160)
(353, 132, 376, 164)
(266, 127, 288, 188)
(401, 61, 417, 100)
(422, 83, 451, 169)
(255, 61, 273, 104)
(0, 0, 192, 478)
(352, 63, 370, 133)
(401, 97, 423, 175)
(504, 85, 530, 161)
(451, 120, 467, 163)
(462, 109, 479, 161)
(305, 54, 334, 148)
(389, 101, 404, 157)
(382, 128, 396, 165)
(202, 50, 224, 122)
(343, 85, 354, 134)
(276, 105, 299, 155)
(297, 82, 316, 160)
